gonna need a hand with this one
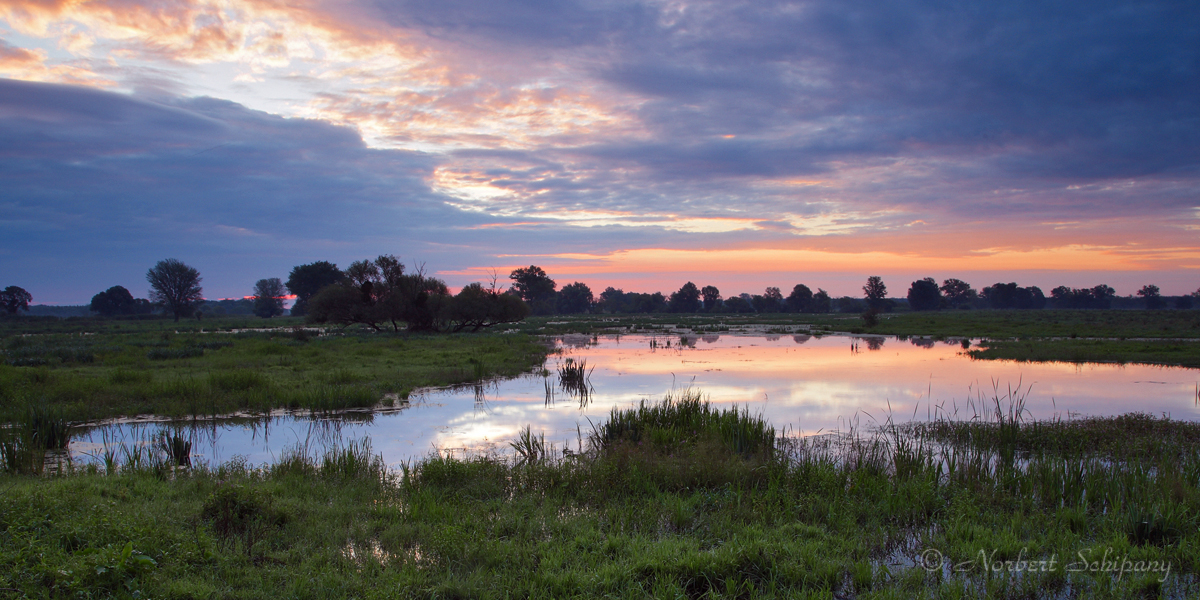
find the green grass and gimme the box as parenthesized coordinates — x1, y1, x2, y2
(2, 394, 1198, 598)
(970, 338, 1200, 368)
(0, 317, 549, 421)
(508, 310, 1200, 340)
(504, 311, 1200, 367)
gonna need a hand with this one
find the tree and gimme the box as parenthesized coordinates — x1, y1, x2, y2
(557, 282, 594, 314)
(1137, 284, 1164, 309)
(89, 286, 154, 316)
(286, 261, 343, 317)
(907, 278, 941, 311)
(308, 255, 451, 331)
(598, 287, 625, 313)
(722, 295, 753, 313)
(509, 266, 556, 315)
(146, 259, 203, 322)
(760, 287, 783, 312)
(1, 286, 32, 314)
(982, 282, 1044, 309)
(940, 278, 977, 308)
(863, 276, 888, 311)
(786, 284, 813, 313)
(700, 285, 721, 312)
(668, 282, 702, 312)
(252, 278, 287, 318)
(811, 289, 832, 313)
(442, 283, 530, 331)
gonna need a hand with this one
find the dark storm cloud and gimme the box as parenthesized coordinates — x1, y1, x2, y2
(372, 0, 656, 48)
(375, 0, 1199, 215)
(0, 78, 478, 300)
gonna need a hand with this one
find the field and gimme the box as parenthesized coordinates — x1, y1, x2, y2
(2, 311, 1200, 598)
(0, 316, 549, 422)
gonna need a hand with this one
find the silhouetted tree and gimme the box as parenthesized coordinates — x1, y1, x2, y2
(700, 285, 721, 312)
(1137, 285, 1164, 309)
(669, 282, 702, 312)
(147, 259, 203, 322)
(907, 278, 941, 311)
(442, 282, 530, 331)
(286, 261, 343, 317)
(509, 266, 556, 315)
(1049, 285, 1115, 309)
(723, 295, 753, 313)
(940, 278, 977, 308)
(89, 285, 153, 316)
(1176, 295, 1194, 310)
(786, 284, 813, 313)
(0, 286, 32, 314)
(863, 276, 888, 311)
(983, 282, 1045, 309)
(309, 255, 450, 331)
(557, 282, 594, 314)
(758, 287, 783, 313)
(811, 289, 832, 313)
(837, 296, 864, 313)
(598, 287, 625, 313)
(252, 278, 287, 318)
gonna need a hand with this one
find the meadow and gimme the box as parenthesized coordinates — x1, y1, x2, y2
(3, 310, 1200, 598)
(0, 316, 548, 422)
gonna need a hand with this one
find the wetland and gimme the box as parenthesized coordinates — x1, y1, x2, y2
(3, 311, 1200, 598)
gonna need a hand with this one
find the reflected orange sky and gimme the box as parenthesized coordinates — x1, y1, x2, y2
(71, 334, 1200, 466)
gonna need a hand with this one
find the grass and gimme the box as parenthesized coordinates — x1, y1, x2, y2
(970, 338, 1200, 368)
(507, 310, 1200, 340)
(503, 311, 1200, 368)
(3, 392, 1197, 598)
(0, 317, 550, 422)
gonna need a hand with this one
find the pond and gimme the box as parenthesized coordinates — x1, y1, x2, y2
(70, 333, 1200, 468)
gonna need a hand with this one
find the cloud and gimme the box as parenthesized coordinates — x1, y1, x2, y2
(2, 0, 1200, 300)
(0, 78, 470, 299)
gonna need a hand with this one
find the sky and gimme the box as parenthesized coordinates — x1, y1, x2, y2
(2, 0, 1198, 304)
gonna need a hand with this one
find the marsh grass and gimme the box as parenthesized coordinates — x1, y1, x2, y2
(156, 430, 193, 467)
(591, 387, 775, 459)
(3, 391, 1200, 597)
(556, 357, 593, 404)
(0, 322, 549, 421)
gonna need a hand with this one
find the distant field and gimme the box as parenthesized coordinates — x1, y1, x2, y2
(0, 316, 548, 422)
(506, 310, 1200, 368)
(509, 309, 1200, 340)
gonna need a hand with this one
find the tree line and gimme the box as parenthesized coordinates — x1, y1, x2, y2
(4, 262, 1200, 324)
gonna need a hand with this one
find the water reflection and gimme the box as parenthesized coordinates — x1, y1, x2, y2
(69, 334, 1200, 468)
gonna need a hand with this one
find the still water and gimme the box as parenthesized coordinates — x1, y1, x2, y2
(71, 334, 1200, 468)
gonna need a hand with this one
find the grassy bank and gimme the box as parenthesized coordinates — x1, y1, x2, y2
(510, 311, 1200, 367)
(970, 339, 1200, 369)
(2, 392, 1197, 598)
(512, 310, 1200, 340)
(0, 317, 549, 422)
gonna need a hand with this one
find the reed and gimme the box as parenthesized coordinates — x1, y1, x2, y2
(320, 438, 386, 481)
(510, 425, 548, 466)
(156, 430, 192, 467)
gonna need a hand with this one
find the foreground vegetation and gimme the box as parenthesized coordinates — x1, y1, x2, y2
(0, 316, 548, 422)
(2, 391, 1198, 598)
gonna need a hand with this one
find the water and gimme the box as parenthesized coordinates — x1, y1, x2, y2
(69, 333, 1200, 468)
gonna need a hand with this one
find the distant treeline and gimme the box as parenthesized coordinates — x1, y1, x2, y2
(3, 261, 1199, 323)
